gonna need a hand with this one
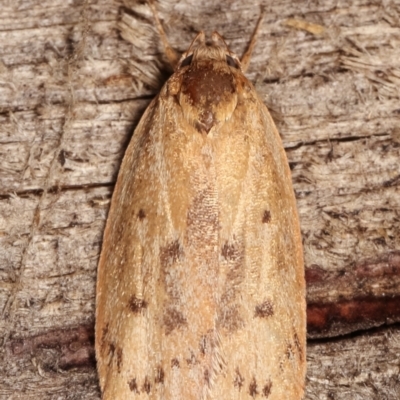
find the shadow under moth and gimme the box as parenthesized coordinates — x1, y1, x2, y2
(95, 2, 306, 399)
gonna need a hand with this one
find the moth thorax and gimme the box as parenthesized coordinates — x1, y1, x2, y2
(178, 60, 238, 134)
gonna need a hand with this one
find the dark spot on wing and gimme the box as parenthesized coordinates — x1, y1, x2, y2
(137, 209, 146, 220)
(142, 376, 151, 394)
(108, 343, 123, 372)
(171, 358, 180, 368)
(262, 379, 272, 397)
(294, 331, 304, 361)
(116, 347, 123, 373)
(108, 342, 115, 354)
(218, 239, 246, 333)
(163, 307, 187, 335)
(249, 377, 258, 397)
(160, 239, 183, 268)
(160, 240, 185, 321)
(107, 342, 115, 366)
(234, 368, 244, 390)
(262, 210, 271, 223)
(221, 242, 240, 260)
(255, 300, 274, 318)
(128, 295, 147, 314)
(128, 378, 139, 393)
(160, 256, 182, 305)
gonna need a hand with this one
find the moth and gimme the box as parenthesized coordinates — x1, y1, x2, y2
(95, 3, 306, 399)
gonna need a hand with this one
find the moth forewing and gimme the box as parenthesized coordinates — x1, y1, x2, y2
(95, 5, 306, 400)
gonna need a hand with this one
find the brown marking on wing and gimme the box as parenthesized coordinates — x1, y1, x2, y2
(171, 358, 180, 368)
(249, 377, 258, 397)
(293, 331, 304, 361)
(262, 210, 271, 223)
(108, 342, 123, 372)
(218, 239, 245, 331)
(142, 376, 151, 394)
(137, 209, 146, 220)
(262, 379, 272, 397)
(108, 342, 115, 366)
(255, 300, 274, 318)
(128, 378, 139, 393)
(127, 295, 147, 314)
(160, 240, 186, 334)
(160, 239, 183, 267)
(163, 307, 187, 335)
(116, 347, 123, 373)
(221, 239, 244, 264)
(221, 242, 237, 260)
(234, 368, 244, 390)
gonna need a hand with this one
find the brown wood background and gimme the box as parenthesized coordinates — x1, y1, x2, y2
(1, 0, 399, 398)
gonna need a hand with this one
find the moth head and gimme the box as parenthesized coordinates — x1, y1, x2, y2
(168, 31, 244, 134)
(177, 31, 242, 71)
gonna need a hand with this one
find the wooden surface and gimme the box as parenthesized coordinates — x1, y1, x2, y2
(1, 0, 399, 398)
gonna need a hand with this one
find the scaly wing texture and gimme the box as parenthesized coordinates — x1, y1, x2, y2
(95, 70, 306, 399)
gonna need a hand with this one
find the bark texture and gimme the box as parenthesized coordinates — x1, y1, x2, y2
(0, 0, 399, 398)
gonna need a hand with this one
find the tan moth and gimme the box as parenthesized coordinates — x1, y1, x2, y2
(95, 2, 306, 399)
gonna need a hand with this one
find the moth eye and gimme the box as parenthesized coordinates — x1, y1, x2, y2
(226, 55, 240, 69)
(180, 54, 193, 67)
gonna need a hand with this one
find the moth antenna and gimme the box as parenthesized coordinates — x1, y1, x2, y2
(176, 31, 205, 68)
(211, 32, 242, 70)
(186, 31, 206, 52)
(211, 31, 228, 49)
(240, 9, 265, 73)
(147, 0, 180, 68)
